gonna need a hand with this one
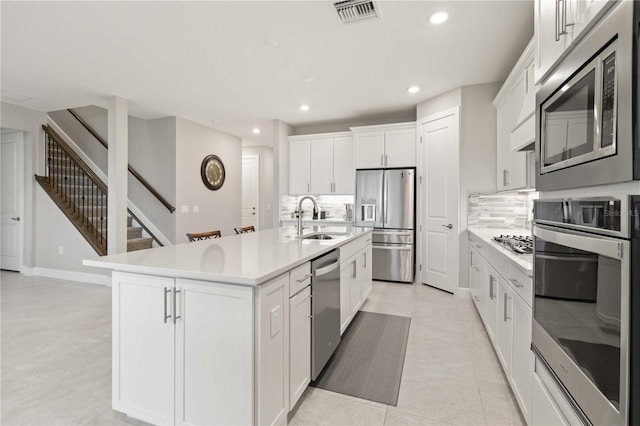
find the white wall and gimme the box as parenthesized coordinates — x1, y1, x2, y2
(175, 118, 242, 241)
(415, 83, 499, 290)
(242, 146, 274, 230)
(1, 102, 47, 269)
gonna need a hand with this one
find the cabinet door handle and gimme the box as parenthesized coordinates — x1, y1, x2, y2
(509, 278, 524, 288)
(307, 183, 310, 192)
(363, 252, 367, 268)
(503, 292, 511, 322)
(352, 260, 357, 279)
(503, 169, 509, 186)
(173, 288, 181, 324)
(489, 276, 495, 300)
(163, 287, 171, 323)
(381, 154, 384, 166)
(560, 0, 574, 34)
(555, 0, 561, 41)
(473, 266, 480, 272)
(385, 154, 388, 166)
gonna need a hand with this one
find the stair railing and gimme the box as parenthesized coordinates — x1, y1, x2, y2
(39, 125, 108, 255)
(67, 108, 176, 213)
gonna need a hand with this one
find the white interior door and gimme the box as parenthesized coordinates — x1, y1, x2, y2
(420, 109, 459, 293)
(241, 155, 259, 229)
(1, 131, 23, 271)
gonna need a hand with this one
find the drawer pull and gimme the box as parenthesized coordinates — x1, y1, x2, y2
(296, 273, 312, 283)
(509, 278, 525, 288)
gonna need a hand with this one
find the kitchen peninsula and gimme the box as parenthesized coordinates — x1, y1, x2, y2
(83, 225, 373, 426)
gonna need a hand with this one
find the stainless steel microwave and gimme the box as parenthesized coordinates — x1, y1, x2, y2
(535, 1, 640, 191)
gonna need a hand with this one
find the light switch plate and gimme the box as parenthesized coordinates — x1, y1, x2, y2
(270, 306, 281, 337)
(180, 205, 189, 213)
(192, 205, 200, 213)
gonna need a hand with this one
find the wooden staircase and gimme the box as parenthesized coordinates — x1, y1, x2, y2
(36, 125, 153, 255)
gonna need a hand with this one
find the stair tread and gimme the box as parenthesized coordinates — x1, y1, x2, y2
(127, 237, 152, 243)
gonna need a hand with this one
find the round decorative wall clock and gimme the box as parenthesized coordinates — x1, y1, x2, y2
(200, 155, 225, 190)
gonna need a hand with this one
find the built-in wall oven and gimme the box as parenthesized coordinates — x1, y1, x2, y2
(532, 196, 640, 425)
(535, 0, 640, 191)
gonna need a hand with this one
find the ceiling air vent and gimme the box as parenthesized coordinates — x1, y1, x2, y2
(333, 0, 379, 24)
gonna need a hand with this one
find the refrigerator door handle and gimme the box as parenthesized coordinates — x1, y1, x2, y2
(383, 172, 388, 225)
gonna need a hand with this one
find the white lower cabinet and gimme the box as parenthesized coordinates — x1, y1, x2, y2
(289, 286, 311, 409)
(532, 373, 569, 426)
(256, 274, 288, 426)
(339, 236, 373, 335)
(113, 272, 254, 426)
(468, 236, 535, 424)
(495, 276, 513, 373)
(469, 247, 487, 320)
(510, 291, 533, 423)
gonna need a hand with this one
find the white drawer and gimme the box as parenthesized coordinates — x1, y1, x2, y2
(509, 263, 533, 307)
(289, 262, 311, 297)
(340, 234, 371, 264)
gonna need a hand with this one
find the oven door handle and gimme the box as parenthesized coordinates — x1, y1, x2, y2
(534, 224, 626, 260)
(536, 254, 598, 263)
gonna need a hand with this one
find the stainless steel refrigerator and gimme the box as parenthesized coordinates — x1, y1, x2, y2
(355, 169, 415, 283)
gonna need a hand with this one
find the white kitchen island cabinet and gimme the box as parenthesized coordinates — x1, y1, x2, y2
(86, 226, 373, 426)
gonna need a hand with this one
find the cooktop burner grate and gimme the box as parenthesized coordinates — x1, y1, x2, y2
(492, 235, 533, 255)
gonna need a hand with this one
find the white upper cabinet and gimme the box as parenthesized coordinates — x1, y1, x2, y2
(494, 38, 535, 191)
(333, 137, 355, 194)
(289, 133, 354, 195)
(289, 140, 311, 195)
(309, 138, 334, 194)
(352, 122, 416, 169)
(535, 0, 614, 83)
(354, 132, 385, 169)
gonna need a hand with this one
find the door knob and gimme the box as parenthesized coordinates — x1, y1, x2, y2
(442, 224, 452, 229)
(11, 217, 20, 222)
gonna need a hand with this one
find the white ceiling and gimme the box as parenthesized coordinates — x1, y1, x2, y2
(1, 1, 533, 147)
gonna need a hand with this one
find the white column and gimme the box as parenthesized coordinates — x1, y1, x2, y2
(107, 96, 128, 254)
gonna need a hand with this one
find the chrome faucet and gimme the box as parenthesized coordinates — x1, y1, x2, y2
(296, 195, 319, 236)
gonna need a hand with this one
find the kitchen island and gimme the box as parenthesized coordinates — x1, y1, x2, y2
(84, 225, 373, 426)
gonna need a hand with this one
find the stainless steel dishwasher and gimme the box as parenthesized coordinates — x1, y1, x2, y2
(311, 249, 341, 380)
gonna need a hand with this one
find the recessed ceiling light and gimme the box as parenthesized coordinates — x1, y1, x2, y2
(252, 127, 261, 134)
(264, 38, 280, 47)
(408, 86, 420, 94)
(429, 11, 448, 24)
(300, 104, 310, 112)
(303, 77, 316, 83)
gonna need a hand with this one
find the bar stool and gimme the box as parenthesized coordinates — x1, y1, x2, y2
(234, 226, 255, 234)
(186, 230, 222, 242)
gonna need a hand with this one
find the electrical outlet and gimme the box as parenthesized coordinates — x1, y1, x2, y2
(180, 205, 189, 213)
(192, 205, 200, 213)
(58, 246, 64, 255)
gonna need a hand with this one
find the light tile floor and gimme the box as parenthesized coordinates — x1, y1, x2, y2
(1, 271, 523, 425)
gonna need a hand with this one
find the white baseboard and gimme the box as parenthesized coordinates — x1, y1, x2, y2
(456, 287, 471, 299)
(23, 266, 111, 286)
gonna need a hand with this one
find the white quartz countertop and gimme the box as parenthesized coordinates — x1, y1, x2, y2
(83, 226, 372, 286)
(280, 218, 353, 225)
(467, 228, 533, 276)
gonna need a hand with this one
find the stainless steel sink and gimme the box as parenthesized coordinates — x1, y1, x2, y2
(303, 234, 334, 240)
(298, 232, 349, 240)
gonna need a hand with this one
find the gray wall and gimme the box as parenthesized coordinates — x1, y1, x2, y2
(175, 118, 242, 241)
(48, 106, 177, 242)
(293, 109, 416, 135)
(416, 88, 462, 119)
(242, 146, 274, 230)
(273, 120, 293, 227)
(130, 117, 176, 242)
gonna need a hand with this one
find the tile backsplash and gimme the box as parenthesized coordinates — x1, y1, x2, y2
(281, 195, 355, 221)
(467, 192, 538, 230)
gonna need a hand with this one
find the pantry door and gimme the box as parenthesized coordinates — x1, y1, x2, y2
(1, 131, 23, 271)
(419, 108, 459, 294)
